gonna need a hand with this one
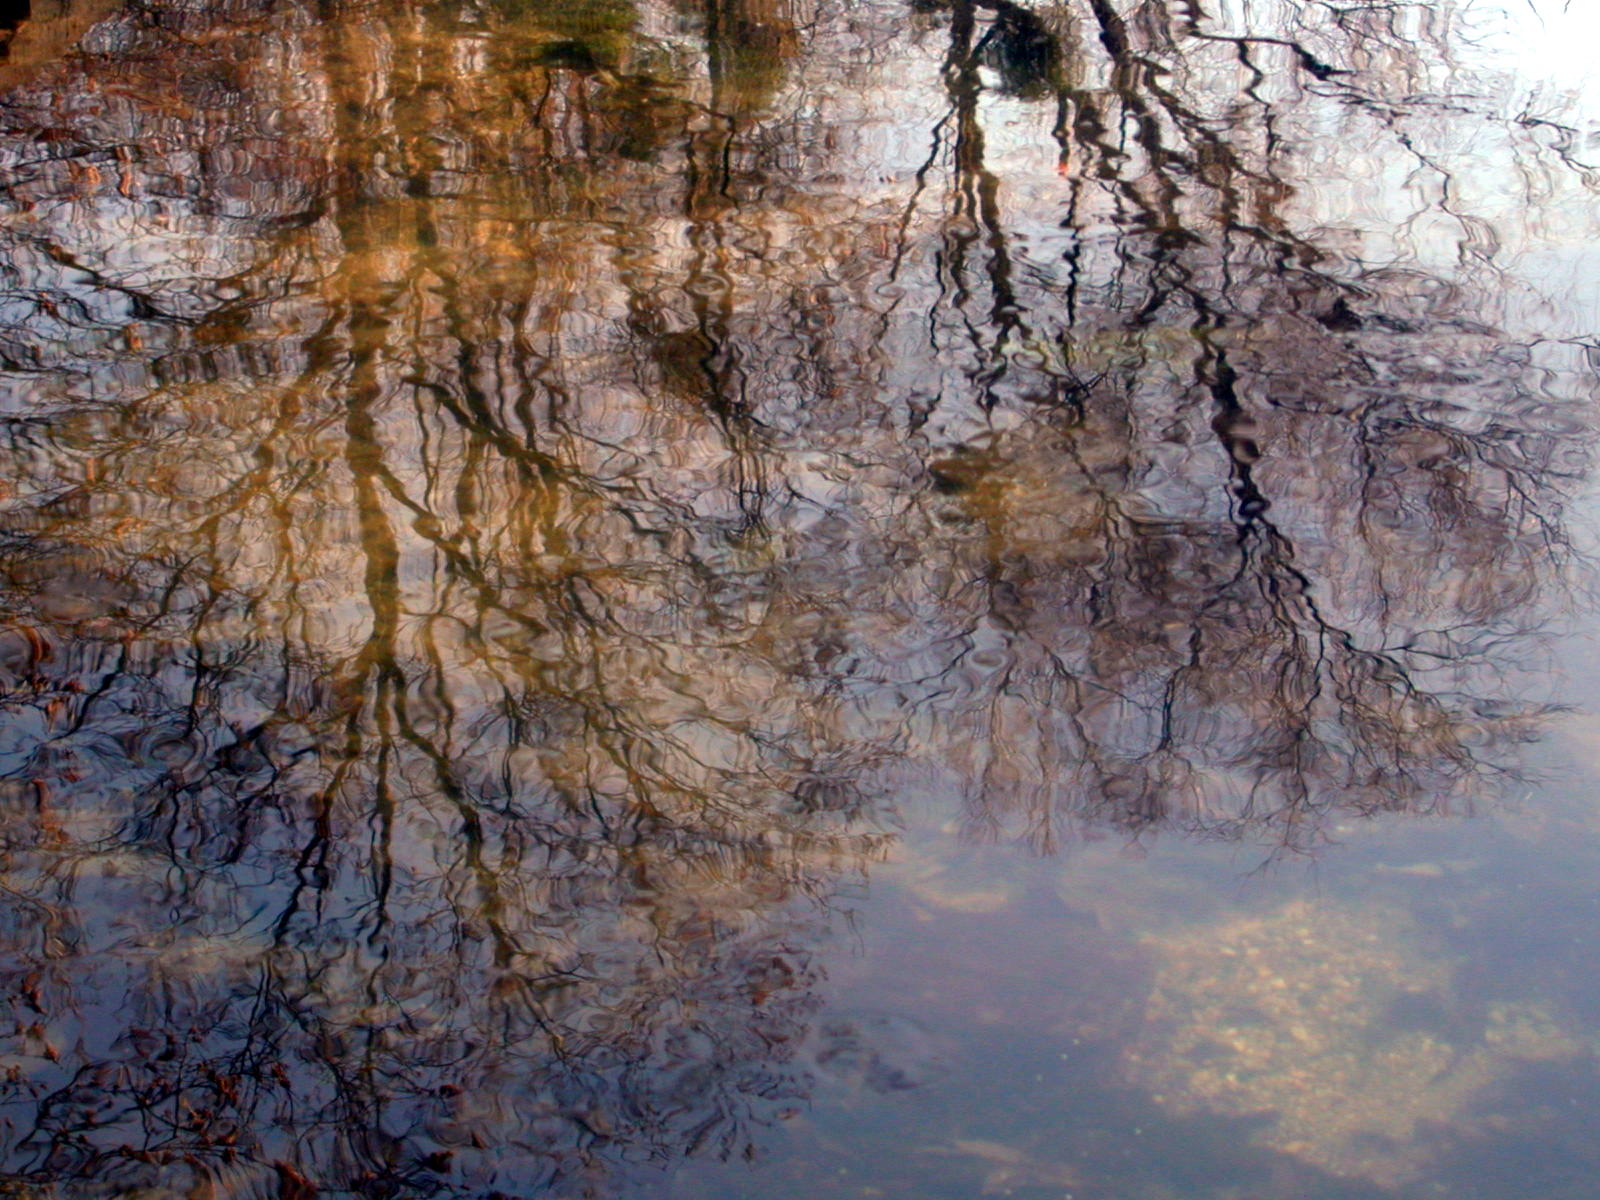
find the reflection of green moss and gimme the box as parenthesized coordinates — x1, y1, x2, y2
(492, 0, 638, 70)
(718, 9, 797, 113)
(721, 33, 788, 111)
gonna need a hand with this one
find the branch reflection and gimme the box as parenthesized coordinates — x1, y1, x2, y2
(0, 0, 1590, 1193)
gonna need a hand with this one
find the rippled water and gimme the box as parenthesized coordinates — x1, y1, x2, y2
(0, 0, 1598, 1196)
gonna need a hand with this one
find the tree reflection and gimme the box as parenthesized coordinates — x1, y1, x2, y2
(0, 0, 1591, 1193)
(889, 0, 1585, 851)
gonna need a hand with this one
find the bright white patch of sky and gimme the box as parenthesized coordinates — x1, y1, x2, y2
(1473, 0, 1600, 100)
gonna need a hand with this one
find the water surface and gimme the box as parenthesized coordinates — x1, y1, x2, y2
(0, 0, 1598, 1196)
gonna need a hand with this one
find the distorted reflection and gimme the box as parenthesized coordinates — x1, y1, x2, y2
(0, 0, 1594, 1195)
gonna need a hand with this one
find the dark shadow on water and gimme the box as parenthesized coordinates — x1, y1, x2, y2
(1418, 1058, 1600, 1200)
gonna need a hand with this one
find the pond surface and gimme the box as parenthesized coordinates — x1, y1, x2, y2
(0, 0, 1599, 1196)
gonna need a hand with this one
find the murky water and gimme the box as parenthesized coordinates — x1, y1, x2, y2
(0, 0, 1598, 1196)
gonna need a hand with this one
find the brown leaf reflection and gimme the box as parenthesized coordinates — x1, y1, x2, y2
(0, 0, 1591, 1194)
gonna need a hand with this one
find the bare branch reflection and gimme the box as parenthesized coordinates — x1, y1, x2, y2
(0, 0, 1591, 1193)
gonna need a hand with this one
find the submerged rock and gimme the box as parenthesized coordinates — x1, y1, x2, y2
(1124, 899, 1592, 1186)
